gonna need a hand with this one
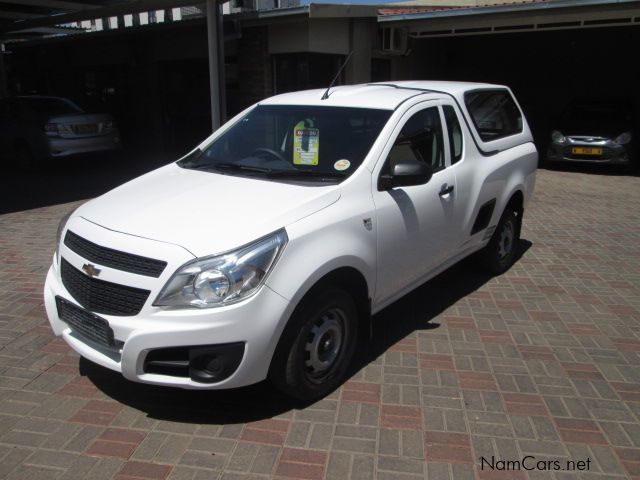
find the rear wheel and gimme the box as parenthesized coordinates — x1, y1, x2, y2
(269, 288, 357, 401)
(479, 208, 521, 275)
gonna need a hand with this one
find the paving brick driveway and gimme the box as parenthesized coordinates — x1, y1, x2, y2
(1, 168, 639, 480)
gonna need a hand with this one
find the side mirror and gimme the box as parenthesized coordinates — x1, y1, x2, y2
(378, 158, 433, 191)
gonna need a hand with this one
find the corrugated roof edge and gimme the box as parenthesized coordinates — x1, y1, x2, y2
(378, 0, 640, 20)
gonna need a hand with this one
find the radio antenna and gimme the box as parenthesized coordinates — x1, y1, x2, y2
(321, 50, 354, 100)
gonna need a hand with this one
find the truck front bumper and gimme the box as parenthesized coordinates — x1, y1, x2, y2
(44, 263, 291, 390)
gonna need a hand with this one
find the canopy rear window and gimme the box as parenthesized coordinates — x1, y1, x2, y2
(464, 90, 523, 142)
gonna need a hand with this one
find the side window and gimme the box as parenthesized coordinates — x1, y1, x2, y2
(387, 106, 445, 173)
(464, 90, 523, 141)
(443, 105, 463, 164)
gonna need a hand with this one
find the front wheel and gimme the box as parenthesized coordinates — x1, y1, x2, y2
(269, 288, 358, 401)
(479, 209, 521, 275)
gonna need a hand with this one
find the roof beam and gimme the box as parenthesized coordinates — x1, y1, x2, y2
(0, 10, 42, 19)
(0, 0, 221, 33)
(0, 0, 100, 11)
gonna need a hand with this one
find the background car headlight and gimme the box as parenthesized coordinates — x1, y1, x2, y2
(551, 130, 566, 144)
(154, 229, 288, 308)
(614, 132, 632, 145)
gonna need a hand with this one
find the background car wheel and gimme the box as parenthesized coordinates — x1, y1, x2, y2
(479, 209, 521, 275)
(269, 288, 358, 401)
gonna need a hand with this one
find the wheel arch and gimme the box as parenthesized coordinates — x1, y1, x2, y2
(267, 263, 372, 377)
(267, 265, 371, 396)
(278, 264, 372, 342)
(305, 266, 372, 340)
(505, 189, 524, 215)
(501, 188, 524, 238)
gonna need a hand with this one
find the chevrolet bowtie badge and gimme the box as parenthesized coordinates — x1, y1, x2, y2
(82, 263, 101, 278)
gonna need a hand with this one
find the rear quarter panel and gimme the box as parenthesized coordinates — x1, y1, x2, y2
(453, 86, 537, 249)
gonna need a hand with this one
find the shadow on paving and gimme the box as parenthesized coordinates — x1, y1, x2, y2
(351, 240, 531, 373)
(80, 241, 532, 424)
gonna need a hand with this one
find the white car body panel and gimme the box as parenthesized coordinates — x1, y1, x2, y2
(77, 163, 341, 257)
(371, 99, 458, 305)
(44, 81, 537, 390)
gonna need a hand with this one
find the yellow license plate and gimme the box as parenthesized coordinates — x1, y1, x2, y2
(572, 147, 602, 155)
(73, 124, 97, 134)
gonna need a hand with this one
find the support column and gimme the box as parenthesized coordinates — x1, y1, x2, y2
(345, 19, 373, 85)
(206, 0, 225, 131)
(0, 44, 7, 98)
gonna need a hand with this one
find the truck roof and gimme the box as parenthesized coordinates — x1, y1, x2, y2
(259, 81, 504, 110)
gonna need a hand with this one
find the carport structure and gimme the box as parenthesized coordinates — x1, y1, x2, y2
(1, 2, 640, 480)
(378, 0, 640, 149)
(0, 0, 227, 128)
(379, 0, 640, 37)
(3, 0, 640, 140)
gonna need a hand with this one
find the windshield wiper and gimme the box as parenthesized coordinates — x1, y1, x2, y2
(188, 163, 217, 170)
(189, 162, 346, 181)
(213, 162, 272, 174)
(266, 170, 346, 180)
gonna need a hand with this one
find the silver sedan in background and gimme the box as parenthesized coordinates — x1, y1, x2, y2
(0, 95, 121, 168)
(546, 98, 636, 169)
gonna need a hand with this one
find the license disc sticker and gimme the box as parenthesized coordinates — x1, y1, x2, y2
(293, 120, 319, 166)
(334, 159, 351, 171)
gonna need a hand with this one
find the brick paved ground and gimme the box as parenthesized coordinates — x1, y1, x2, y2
(1, 168, 639, 480)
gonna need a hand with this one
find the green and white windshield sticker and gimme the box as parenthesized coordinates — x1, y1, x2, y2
(293, 120, 319, 166)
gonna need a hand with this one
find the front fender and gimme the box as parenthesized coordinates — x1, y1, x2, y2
(261, 189, 376, 354)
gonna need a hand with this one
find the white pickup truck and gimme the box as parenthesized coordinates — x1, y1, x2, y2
(44, 81, 537, 400)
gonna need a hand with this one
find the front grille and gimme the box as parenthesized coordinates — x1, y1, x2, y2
(56, 296, 115, 348)
(64, 230, 167, 277)
(60, 258, 150, 316)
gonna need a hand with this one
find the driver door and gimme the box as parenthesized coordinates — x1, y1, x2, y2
(372, 102, 457, 306)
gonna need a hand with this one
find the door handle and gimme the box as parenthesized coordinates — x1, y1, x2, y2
(439, 184, 454, 196)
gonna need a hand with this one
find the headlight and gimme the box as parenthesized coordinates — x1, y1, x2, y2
(551, 130, 566, 144)
(154, 229, 288, 308)
(55, 207, 78, 263)
(614, 132, 632, 145)
(44, 123, 60, 137)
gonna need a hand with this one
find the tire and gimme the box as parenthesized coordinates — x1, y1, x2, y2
(269, 288, 358, 401)
(479, 208, 521, 275)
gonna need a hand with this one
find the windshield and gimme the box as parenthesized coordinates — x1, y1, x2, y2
(179, 105, 392, 183)
(19, 97, 83, 116)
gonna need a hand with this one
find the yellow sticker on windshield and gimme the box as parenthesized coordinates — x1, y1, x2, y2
(293, 121, 319, 166)
(334, 159, 350, 171)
